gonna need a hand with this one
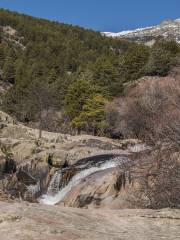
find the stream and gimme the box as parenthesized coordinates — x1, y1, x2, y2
(39, 155, 128, 205)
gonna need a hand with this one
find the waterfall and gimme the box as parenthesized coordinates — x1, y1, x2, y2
(39, 157, 121, 205)
(47, 170, 62, 196)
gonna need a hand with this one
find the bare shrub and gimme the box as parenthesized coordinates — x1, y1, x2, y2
(118, 148, 180, 209)
(126, 83, 168, 141)
(162, 82, 180, 149)
(105, 101, 125, 138)
(110, 75, 180, 143)
(107, 73, 180, 208)
(136, 149, 180, 208)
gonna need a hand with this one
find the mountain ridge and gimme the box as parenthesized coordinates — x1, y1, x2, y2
(103, 18, 180, 45)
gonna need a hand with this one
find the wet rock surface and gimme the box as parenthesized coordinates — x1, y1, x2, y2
(61, 168, 135, 209)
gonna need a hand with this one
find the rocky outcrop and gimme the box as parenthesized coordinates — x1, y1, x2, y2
(0, 159, 49, 201)
(58, 167, 140, 209)
(0, 25, 26, 50)
(0, 110, 147, 203)
(0, 110, 141, 165)
(0, 201, 179, 240)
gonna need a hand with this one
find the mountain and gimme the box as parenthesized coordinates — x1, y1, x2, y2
(0, 10, 180, 232)
(0, 9, 180, 137)
(103, 19, 180, 45)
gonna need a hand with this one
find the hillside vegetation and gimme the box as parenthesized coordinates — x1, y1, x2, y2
(0, 9, 180, 211)
(0, 9, 180, 136)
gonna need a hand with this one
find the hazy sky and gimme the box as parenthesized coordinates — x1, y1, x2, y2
(0, 0, 180, 32)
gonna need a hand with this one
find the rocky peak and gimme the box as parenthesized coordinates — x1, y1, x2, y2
(103, 18, 180, 45)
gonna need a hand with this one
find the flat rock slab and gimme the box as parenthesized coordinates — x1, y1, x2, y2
(0, 201, 179, 240)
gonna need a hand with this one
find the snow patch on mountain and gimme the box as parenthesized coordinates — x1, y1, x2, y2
(103, 26, 154, 38)
(103, 19, 180, 44)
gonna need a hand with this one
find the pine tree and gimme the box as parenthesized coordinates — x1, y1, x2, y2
(120, 44, 150, 82)
(91, 55, 121, 97)
(145, 40, 180, 76)
(72, 94, 108, 135)
(65, 75, 96, 120)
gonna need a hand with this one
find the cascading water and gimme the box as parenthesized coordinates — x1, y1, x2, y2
(47, 170, 62, 195)
(39, 156, 126, 205)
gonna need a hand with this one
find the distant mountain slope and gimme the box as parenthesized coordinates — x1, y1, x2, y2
(0, 8, 134, 81)
(103, 19, 180, 45)
(0, 9, 180, 136)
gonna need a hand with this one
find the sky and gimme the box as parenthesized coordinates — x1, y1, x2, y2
(0, 0, 180, 32)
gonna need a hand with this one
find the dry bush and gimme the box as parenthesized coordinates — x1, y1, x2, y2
(125, 83, 168, 141)
(105, 100, 126, 138)
(118, 148, 180, 209)
(112, 72, 180, 208)
(134, 149, 180, 208)
(106, 73, 180, 143)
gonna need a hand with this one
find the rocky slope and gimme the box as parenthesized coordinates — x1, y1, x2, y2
(0, 108, 179, 240)
(0, 110, 143, 205)
(0, 201, 179, 240)
(103, 19, 180, 45)
(0, 108, 178, 211)
(0, 110, 140, 167)
(0, 25, 25, 50)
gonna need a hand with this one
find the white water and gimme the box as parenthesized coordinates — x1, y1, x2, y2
(47, 171, 62, 195)
(39, 160, 119, 205)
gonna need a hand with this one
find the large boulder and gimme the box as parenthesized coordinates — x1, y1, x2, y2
(59, 168, 140, 209)
(0, 201, 179, 240)
(1, 158, 50, 201)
